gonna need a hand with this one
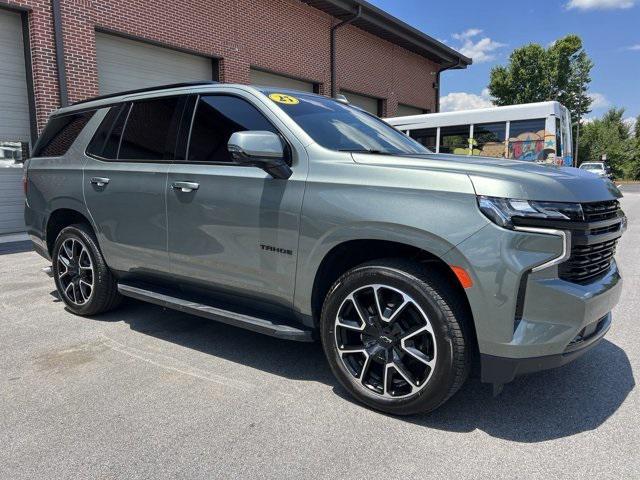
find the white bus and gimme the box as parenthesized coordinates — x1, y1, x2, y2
(386, 101, 573, 166)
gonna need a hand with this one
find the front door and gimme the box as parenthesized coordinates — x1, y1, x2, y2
(166, 93, 307, 307)
(84, 97, 186, 274)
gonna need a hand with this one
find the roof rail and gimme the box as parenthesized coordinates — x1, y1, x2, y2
(71, 81, 219, 106)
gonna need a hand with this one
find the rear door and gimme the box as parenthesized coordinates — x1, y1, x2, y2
(83, 96, 188, 274)
(166, 92, 307, 307)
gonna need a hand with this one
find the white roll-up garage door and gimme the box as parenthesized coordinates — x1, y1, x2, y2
(397, 103, 424, 117)
(0, 9, 30, 235)
(341, 91, 380, 116)
(250, 69, 315, 93)
(96, 32, 214, 95)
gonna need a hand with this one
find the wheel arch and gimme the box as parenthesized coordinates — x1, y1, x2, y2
(45, 208, 95, 256)
(307, 237, 475, 347)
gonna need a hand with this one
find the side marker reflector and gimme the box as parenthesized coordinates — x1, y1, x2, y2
(450, 266, 473, 289)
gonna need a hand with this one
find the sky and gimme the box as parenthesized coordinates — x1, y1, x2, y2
(368, 0, 640, 125)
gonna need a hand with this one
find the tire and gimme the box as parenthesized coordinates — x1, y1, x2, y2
(320, 258, 471, 415)
(52, 223, 122, 316)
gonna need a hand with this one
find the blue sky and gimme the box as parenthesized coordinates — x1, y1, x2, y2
(368, 0, 640, 122)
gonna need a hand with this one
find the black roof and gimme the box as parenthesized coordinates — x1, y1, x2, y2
(301, 0, 471, 68)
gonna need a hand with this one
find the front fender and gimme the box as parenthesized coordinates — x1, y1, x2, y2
(293, 220, 483, 317)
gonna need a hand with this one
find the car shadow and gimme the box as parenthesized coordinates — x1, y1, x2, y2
(0, 240, 32, 255)
(96, 300, 634, 443)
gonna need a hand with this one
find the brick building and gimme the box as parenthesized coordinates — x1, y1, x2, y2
(0, 0, 469, 234)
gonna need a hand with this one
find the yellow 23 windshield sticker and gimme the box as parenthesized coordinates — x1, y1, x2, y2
(268, 93, 299, 105)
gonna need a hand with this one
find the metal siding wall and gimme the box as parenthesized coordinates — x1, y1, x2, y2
(0, 10, 30, 142)
(0, 170, 24, 235)
(341, 91, 378, 115)
(397, 104, 423, 117)
(0, 10, 29, 235)
(249, 69, 315, 92)
(95, 32, 213, 94)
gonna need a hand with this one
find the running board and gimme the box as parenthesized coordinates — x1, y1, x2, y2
(117, 283, 314, 342)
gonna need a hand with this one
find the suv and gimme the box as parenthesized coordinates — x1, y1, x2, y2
(25, 83, 626, 415)
(579, 161, 614, 180)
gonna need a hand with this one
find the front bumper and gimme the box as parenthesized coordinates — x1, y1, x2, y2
(444, 222, 623, 382)
(480, 312, 611, 384)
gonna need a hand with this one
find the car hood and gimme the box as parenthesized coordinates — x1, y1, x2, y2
(352, 152, 622, 203)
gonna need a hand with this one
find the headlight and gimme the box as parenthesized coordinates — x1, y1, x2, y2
(477, 196, 584, 229)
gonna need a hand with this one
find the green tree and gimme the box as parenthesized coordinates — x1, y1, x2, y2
(578, 107, 637, 178)
(488, 35, 593, 122)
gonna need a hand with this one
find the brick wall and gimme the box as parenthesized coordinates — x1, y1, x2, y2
(5, 0, 440, 132)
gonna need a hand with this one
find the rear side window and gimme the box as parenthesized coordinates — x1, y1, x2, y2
(33, 111, 95, 157)
(86, 104, 129, 159)
(187, 95, 277, 163)
(119, 97, 183, 160)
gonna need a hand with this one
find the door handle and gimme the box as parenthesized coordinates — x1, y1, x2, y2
(90, 177, 110, 187)
(171, 181, 200, 193)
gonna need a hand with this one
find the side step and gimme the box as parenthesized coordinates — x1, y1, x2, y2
(117, 283, 314, 342)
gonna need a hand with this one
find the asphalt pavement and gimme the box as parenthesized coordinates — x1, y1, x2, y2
(1, 188, 639, 479)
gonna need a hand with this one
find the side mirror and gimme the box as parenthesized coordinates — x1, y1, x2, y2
(228, 131, 292, 179)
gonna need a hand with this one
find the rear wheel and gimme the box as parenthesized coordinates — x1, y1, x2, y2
(52, 224, 121, 316)
(320, 259, 470, 415)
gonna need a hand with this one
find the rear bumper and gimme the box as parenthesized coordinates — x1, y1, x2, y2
(480, 312, 611, 384)
(24, 204, 49, 260)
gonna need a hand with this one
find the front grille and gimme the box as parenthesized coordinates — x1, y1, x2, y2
(582, 200, 619, 222)
(558, 200, 623, 284)
(559, 238, 618, 283)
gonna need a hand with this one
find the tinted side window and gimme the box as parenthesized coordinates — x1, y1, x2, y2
(33, 111, 95, 157)
(409, 128, 436, 150)
(188, 95, 277, 163)
(508, 118, 546, 161)
(555, 117, 563, 157)
(439, 125, 470, 154)
(119, 97, 181, 160)
(473, 122, 506, 158)
(86, 104, 128, 159)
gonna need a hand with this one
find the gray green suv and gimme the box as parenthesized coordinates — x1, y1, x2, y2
(24, 82, 626, 414)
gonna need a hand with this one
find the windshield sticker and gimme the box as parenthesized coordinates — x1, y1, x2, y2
(269, 93, 300, 105)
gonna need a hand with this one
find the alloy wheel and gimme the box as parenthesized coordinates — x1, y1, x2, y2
(57, 238, 94, 305)
(334, 284, 437, 398)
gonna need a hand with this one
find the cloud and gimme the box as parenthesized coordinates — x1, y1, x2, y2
(566, 0, 636, 10)
(626, 44, 640, 50)
(588, 92, 611, 109)
(452, 29, 483, 40)
(452, 29, 505, 63)
(440, 89, 493, 112)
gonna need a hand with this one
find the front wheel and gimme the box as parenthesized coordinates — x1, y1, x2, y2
(320, 259, 471, 415)
(52, 224, 121, 316)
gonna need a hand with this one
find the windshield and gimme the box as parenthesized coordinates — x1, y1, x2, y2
(580, 163, 603, 170)
(263, 90, 430, 155)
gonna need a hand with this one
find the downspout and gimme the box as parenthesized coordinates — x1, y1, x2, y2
(435, 58, 463, 112)
(51, 0, 68, 107)
(330, 5, 362, 98)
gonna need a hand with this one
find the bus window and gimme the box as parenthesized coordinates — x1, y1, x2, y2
(408, 128, 437, 150)
(555, 118, 563, 158)
(508, 118, 546, 161)
(440, 125, 470, 154)
(473, 122, 506, 157)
